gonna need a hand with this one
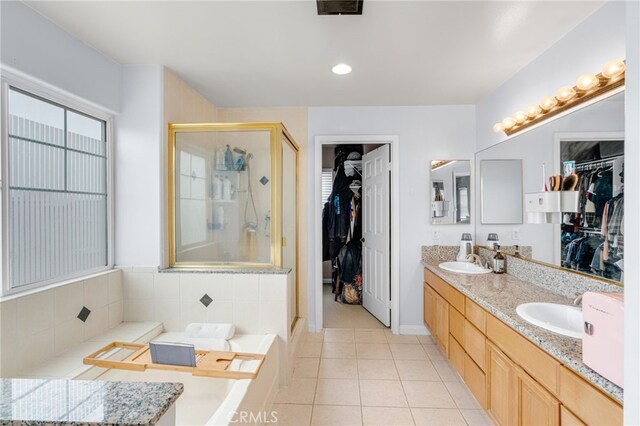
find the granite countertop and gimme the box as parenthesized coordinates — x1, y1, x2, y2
(158, 267, 291, 275)
(422, 259, 623, 404)
(0, 378, 183, 425)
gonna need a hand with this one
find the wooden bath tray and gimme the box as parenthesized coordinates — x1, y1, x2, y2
(83, 341, 265, 379)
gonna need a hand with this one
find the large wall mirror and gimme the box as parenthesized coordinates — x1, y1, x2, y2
(475, 91, 624, 285)
(430, 160, 471, 225)
(480, 160, 523, 224)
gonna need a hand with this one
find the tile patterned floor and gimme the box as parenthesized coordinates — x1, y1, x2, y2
(272, 329, 494, 425)
(322, 285, 386, 329)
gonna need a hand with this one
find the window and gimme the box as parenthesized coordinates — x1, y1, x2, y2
(178, 150, 207, 247)
(321, 168, 333, 207)
(4, 87, 110, 292)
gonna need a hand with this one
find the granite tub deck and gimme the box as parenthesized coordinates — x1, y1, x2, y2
(422, 259, 623, 404)
(0, 378, 183, 425)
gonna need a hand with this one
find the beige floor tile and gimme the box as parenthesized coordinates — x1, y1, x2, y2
(386, 334, 420, 344)
(362, 407, 415, 426)
(298, 342, 323, 358)
(460, 409, 494, 426)
(357, 359, 399, 380)
(318, 358, 358, 379)
(275, 378, 318, 404)
(390, 344, 428, 360)
(360, 379, 408, 407)
(323, 285, 385, 330)
(432, 360, 462, 382)
(417, 335, 436, 345)
(402, 381, 456, 408)
(322, 342, 357, 359)
(324, 329, 356, 343)
(311, 405, 363, 425)
(355, 330, 388, 343)
(411, 408, 467, 426)
(314, 378, 360, 406)
(423, 344, 446, 361)
(271, 403, 313, 425)
(356, 343, 393, 359)
(293, 358, 320, 378)
(395, 360, 440, 381)
(305, 332, 325, 343)
(445, 382, 482, 410)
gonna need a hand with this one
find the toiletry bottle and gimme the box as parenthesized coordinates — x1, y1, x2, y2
(224, 145, 233, 170)
(212, 175, 221, 200)
(223, 176, 232, 200)
(514, 245, 521, 257)
(492, 245, 506, 274)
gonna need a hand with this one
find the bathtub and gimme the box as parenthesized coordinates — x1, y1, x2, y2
(97, 333, 279, 426)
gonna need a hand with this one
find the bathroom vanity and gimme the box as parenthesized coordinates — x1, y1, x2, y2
(422, 259, 623, 426)
(0, 378, 183, 425)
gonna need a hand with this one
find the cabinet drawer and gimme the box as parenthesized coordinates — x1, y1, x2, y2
(425, 269, 465, 313)
(450, 307, 464, 345)
(464, 353, 487, 409)
(465, 297, 486, 333)
(464, 320, 486, 371)
(558, 366, 622, 426)
(560, 406, 586, 426)
(486, 314, 559, 395)
(449, 334, 465, 377)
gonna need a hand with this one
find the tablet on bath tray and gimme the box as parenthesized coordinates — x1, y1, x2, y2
(149, 342, 197, 367)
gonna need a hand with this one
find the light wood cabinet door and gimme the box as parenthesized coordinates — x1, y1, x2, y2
(515, 366, 560, 426)
(434, 292, 450, 355)
(424, 284, 434, 331)
(486, 342, 515, 426)
(560, 406, 586, 426)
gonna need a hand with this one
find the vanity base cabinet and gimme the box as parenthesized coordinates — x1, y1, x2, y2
(515, 365, 560, 426)
(486, 341, 516, 426)
(464, 353, 487, 409)
(434, 292, 450, 355)
(560, 406, 586, 426)
(424, 283, 434, 330)
(449, 334, 465, 377)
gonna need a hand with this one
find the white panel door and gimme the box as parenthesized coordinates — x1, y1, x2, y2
(362, 145, 391, 327)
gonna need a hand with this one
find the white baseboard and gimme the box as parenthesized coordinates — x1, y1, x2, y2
(322, 279, 332, 284)
(399, 324, 430, 335)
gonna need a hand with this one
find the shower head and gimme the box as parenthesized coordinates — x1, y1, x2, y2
(233, 147, 247, 155)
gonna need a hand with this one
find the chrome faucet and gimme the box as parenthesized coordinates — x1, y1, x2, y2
(573, 294, 583, 306)
(465, 253, 483, 267)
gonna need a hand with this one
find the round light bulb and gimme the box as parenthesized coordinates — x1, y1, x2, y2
(493, 122, 504, 133)
(576, 73, 599, 91)
(540, 96, 558, 111)
(502, 117, 516, 130)
(332, 63, 352, 75)
(601, 60, 625, 79)
(556, 86, 577, 102)
(513, 111, 527, 124)
(525, 104, 541, 118)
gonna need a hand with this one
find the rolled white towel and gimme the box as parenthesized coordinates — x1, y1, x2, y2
(183, 337, 230, 352)
(185, 323, 235, 340)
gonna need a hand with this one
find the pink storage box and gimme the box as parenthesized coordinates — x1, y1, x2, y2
(582, 291, 624, 388)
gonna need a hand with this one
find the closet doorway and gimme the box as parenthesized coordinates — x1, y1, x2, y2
(314, 136, 400, 333)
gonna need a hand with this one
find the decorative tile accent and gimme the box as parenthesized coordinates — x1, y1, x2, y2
(199, 293, 213, 307)
(259, 176, 269, 186)
(77, 306, 91, 322)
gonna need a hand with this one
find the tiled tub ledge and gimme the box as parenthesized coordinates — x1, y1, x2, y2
(0, 378, 183, 425)
(157, 267, 291, 275)
(421, 259, 623, 404)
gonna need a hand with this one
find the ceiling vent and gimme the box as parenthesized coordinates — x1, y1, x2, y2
(317, 0, 363, 15)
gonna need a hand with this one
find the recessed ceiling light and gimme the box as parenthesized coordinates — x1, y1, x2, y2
(332, 64, 352, 75)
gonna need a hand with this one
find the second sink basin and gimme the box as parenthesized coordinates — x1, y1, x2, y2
(516, 302, 583, 339)
(439, 261, 492, 275)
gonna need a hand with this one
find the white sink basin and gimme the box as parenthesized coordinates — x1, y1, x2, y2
(516, 303, 582, 339)
(438, 261, 492, 275)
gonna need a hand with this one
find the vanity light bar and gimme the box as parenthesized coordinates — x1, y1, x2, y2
(493, 60, 626, 136)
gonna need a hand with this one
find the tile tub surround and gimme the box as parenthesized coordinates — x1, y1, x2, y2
(422, 259, 623, 403)
(0, 270, 123, 378)
(0, 378, 182, 425)
(159, 267, 291, 274)
(475, 246, 622, 299)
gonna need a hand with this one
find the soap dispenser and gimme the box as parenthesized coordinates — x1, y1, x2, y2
(456, 233, 474, 262)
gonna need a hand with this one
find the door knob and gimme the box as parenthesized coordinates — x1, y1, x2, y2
(361, 238, 365, 243)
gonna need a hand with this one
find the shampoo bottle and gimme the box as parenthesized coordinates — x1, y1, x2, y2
(212, 175, 222, 200)
(223, 176, 232, 200)
(224, 145, 233, 170)
(492, 245, 506, 274)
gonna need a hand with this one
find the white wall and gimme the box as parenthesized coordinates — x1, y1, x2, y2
(476, 1, 626, 152)
(307, 105, 476, 331)
(624, 0, 639, 422)
(475, 95, 624, 264)
(0, 1, 121, 113)
(114, 66, 163, 267)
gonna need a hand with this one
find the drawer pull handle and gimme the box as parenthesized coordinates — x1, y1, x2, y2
(584, 321, 594, 335)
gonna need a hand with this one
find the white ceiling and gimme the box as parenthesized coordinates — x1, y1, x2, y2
(26, 1, 605, 107)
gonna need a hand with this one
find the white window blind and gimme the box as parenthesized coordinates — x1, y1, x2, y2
(321, 168, 333, 207)
(6, 87, 109, 289)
